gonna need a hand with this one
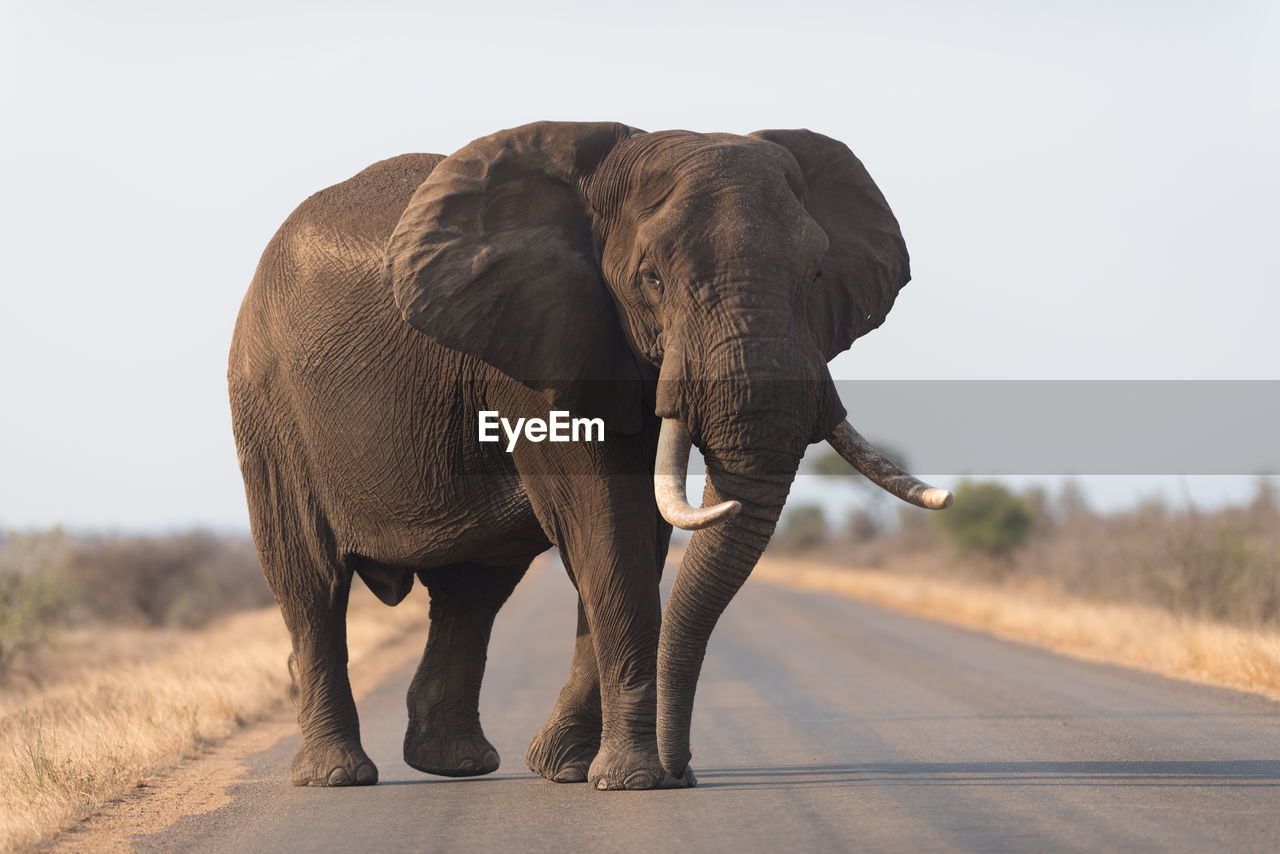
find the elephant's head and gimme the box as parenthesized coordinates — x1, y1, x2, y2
(383, 121, 950, 777)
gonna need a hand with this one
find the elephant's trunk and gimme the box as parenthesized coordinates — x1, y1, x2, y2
(650, 306, 849, 775)
(656, 460, 796, 778)
(653, 418, 952, 778)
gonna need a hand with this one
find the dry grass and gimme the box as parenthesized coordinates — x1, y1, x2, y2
(0, 585, 429, 853)
(752, 555, 1280, 703)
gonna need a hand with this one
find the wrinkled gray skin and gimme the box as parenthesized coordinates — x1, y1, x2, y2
(229, 121, 911, 789)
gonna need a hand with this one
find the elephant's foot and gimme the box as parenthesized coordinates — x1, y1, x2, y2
(587, 742, 697, 791)
(404, 723, 500, 777)
(290, 740, 378, 787)
(525, 715, 601, 783)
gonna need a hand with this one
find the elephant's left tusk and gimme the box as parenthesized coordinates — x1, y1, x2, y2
(826, 420, 953, 510)
(654, 419, 742, 530)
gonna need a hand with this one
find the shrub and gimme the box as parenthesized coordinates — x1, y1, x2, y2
(0, 530, 70, 679)
(68, 532, 272, 628)
(771, 504, 829, 553)
(1142, 522, 1280, 625)
(934, 480, 1034, 558)
(846, 507, 882, 543)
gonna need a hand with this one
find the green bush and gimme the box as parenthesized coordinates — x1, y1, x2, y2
(69, 532, 271, 628)
(934, 480, 1034, 558)
(0, 527, 274, 678)
(1143, 524, 1279, 624)
(0, 530, 70, 678)
(771, 504, 829, 553)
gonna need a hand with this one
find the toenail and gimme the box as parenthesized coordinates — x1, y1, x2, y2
(624, 771, 656, 789)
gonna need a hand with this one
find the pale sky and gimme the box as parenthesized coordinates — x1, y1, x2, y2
(2, 1, 1277, 530)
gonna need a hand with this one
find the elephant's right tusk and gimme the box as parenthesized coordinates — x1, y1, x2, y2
(654, 419, 742, 530)
(826, 420, 953, 510)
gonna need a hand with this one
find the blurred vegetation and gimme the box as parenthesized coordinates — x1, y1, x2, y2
(933, 480, 1034, 558)
(0, 529, 271, 682)
(70, 532, 271, 628)
(768, 475, 1280, 630)
(0, 530, 70, 676)
(773, 504, 829, 553)
(800, 441, 913, 548)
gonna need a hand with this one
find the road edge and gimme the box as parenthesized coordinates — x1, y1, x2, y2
(749, 554, 1280, 705)
(38, 621, 429, 854)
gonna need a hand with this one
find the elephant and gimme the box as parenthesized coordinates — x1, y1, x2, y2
(228, 121, 950, 790)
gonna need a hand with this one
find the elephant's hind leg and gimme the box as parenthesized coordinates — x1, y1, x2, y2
(526, 597, 602, 783)
(404, 561, 528, 777)
(249, 496, 375, 787)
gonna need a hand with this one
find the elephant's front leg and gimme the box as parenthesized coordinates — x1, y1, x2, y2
(569, 524, 694, 790)
(526, 596, 602, 782)
(404, 562, 527, 776)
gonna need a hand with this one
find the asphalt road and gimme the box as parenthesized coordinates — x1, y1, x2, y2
(138, 558, 1280, 853)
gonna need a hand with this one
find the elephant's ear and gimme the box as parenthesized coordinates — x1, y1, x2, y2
(750, 129, 911, 361)
(384, 121, 644, 433)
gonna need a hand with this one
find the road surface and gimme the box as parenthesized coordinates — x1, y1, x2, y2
(135, 558, 1280, 853)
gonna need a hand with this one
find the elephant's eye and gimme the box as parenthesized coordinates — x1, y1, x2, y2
(640, 269, 664, 300)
